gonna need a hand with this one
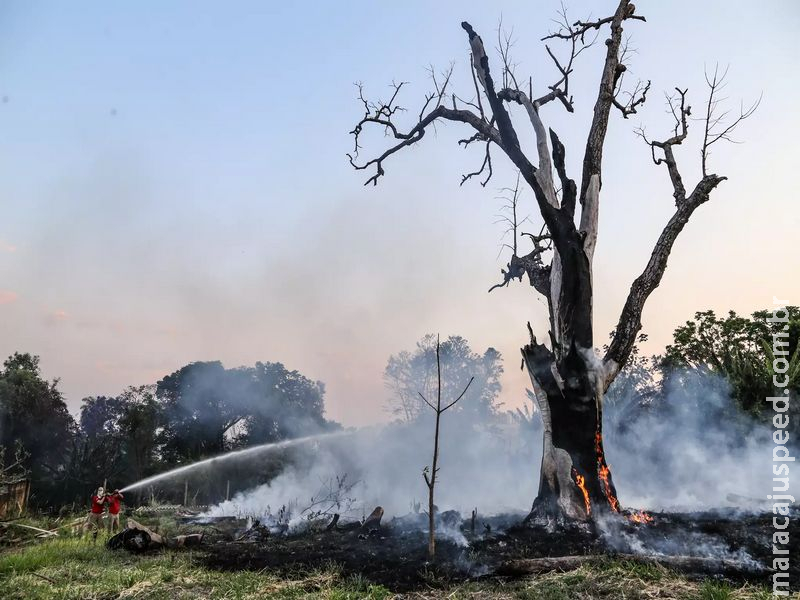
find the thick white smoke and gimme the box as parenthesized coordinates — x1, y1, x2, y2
(207, 416, 539, 522)
(207, 368, 796, 521)
(606, 369, 796, 511)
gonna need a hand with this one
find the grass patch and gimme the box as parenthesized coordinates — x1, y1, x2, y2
(697, 580, 735, 600)
(423, 560, 777, 600)
(0, 536, 782, 600)
(0, 537, 391, 599)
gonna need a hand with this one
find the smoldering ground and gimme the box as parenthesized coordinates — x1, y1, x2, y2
(153, 362, 798, 590)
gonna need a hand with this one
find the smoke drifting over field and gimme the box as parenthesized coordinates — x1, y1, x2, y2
(607, 369, 786, 511)
(206, 368, 794, 521)
(208, 417, 539, 521)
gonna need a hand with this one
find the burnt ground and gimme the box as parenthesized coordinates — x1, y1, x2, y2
(196, 509, 799, 592)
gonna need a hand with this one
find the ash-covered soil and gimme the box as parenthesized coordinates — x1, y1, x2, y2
(197, 509, 797, 592)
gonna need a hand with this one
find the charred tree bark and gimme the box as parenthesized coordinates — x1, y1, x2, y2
(521, 323, 619, 521)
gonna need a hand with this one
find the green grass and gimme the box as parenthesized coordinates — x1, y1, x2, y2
(0, 532, 787, 600)
(697, 580, 735, 600)
(432, 560, 780, 600)
(0, 537, 391, 600)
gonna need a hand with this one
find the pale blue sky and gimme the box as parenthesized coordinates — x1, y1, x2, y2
(1, 1, 798, 424)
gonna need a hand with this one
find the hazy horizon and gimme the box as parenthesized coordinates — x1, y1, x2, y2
(1, 0, 798, 425)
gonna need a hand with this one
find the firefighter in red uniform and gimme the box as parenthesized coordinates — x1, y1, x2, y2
(106, 489, 124, 534)
(84, 486, 106, 539)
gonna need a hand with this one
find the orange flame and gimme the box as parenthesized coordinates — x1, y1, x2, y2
(598, 464, 620, 512)
(628, 510, 653, 524)
(595, 431, 620, 512)
(572, 468, 591, 517)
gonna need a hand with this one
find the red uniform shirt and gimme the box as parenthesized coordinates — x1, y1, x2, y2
(107, 493, 123, 515)
(90, 495, 105, 514)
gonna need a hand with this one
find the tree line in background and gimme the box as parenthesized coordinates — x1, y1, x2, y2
(0, 358, 335, 508)
(0, 306, 797, 510)
(605, 306, 800, 423)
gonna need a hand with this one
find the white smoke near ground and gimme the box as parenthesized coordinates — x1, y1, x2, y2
(207, 417, 539, 523)
(605, 368, 796, 511)
(204, 366, 794, 524)
(595, 511, 764, 569)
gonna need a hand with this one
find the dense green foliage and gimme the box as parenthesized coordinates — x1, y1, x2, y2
(0, 357, 336, 509)
(603, 307, 800, 447)
(664, 307, 800, 414)
(0, 354, 77, 501)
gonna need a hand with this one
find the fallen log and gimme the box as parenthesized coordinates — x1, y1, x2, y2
(107, 518, 166, 552)
(126, 519, 165, 546)
(107, 527, 152, 552)
(362, 506, 384, 531)
(496, 554, 771, 578)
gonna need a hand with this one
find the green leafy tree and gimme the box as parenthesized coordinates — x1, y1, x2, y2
(157, 361, 334, 464)
(237, 362, 330, 445)
(80, 395, 127, 439)
(78, 386, 164, 487)
(117, 385, 162, 484)
(664, 308, 800, 414)
(0, 353, 77, 505)
(157, 361, 243, 463)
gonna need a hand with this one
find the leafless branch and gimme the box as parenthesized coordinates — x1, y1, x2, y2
(605, 69, 754, 380)
(442, 377, 475, 412)
(635, 87, 691, 204)
(348, 89, 501, 186)
(418, 392, 437, 412)
(489, 223, 552, 296)
(542, 4, 645, 42)
(460, 140, 493, 186)
(300, 474, 359, 520)
(612, 72, 650, 118)
(701, 64, 760, 176)
(494, 171, 524, 256)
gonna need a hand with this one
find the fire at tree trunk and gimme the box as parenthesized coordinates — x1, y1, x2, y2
(524, 343, 620, 521)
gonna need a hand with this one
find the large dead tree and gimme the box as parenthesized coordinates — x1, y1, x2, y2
(348, 1, 756, 521)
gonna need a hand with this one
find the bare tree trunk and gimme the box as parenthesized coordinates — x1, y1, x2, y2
(426, 349, 441, 558)
(422, 336, 473, 558)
